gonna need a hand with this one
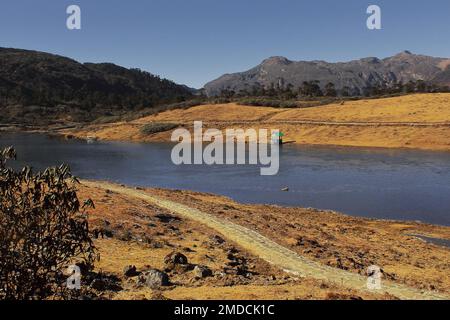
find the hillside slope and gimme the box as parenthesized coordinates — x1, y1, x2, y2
(0, 48, 193, 124)
(63, 93, 450, 151)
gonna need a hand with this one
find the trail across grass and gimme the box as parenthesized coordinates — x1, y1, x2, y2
(85, 180, 449, 300)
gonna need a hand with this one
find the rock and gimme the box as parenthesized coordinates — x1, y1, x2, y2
(89, 279, 107, 291)
(164, 251, 188, 265)
(194, 265, 213, 278)
(227, 252, 236, 261)
(227, 247, 239, 254)
(137, 270, 169, 289)
(123, 265, 139, 277)
(151, 292, 171, 300)
(210, 235, 225, 245)
(88, 274, 122, 292)
(155, 213, 180, 223)
(74, 261, 91, 276)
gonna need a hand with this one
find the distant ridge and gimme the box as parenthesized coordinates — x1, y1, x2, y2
(204, 51, 450, 96)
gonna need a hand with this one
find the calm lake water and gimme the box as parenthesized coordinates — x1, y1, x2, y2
(1, 132, 450, 226)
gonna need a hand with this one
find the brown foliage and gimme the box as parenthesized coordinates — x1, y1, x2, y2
(0, 147, 97, 300)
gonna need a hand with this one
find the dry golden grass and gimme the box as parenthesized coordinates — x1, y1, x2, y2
(150, 187, 450, 294)
(63, 93, 450, 151)
(137, 103, 281, 123)
(78, 183, 392, 300)
(77, 182, 450, 300)
(270, 93, 450, 123)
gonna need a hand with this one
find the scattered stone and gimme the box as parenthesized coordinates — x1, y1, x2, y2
(117, 229, 133, 241)
(227, 247, 239, 254)
(164, 251, 188, 265)
(194, 265, 213, 278)
(227, 252, 236, 260)
(123, 265, 139, 277)
(325, 292, 363, 300)
(89, 279, 107, 291)
(150, 241, 164, 249)
(155, 213, 180, 223)
(88, 274, 122, 292)
(137, 270, 169, 289)
(210, 235, 225, 245)
(151, 292, 171, 300)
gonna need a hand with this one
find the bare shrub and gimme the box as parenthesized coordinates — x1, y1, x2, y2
(0, 147, 97, 300)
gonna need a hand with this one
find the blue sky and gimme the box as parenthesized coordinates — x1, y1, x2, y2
(1, 0, 449, 88)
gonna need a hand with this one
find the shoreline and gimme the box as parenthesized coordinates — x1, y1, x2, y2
(97, 179, 450, 231)
(3, 93, 450, 152)
(3, 126, 448, 153)
(78, 180, 450, 299)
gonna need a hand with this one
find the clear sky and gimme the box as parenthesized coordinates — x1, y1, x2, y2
(1, 0, 449, 88)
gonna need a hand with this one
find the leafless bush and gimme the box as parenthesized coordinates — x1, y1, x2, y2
(0, 147, 97, 300)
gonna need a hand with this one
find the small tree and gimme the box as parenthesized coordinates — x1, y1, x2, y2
(324, 82, 337, 97)
(0, 147, 97, 300)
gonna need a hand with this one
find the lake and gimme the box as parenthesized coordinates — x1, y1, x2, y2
(1, 132, 450, 226)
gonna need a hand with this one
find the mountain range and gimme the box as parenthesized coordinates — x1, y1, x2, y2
(204, 51, 450, 96)
(1, 47, 450, 125)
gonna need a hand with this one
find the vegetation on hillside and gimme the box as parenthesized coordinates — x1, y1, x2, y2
(140, 122, 179, 135)
(216, 79, 450, 101)
(0, 48, 194, 124)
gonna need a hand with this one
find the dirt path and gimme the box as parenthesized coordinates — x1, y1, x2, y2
(83, 180, 449, 300)
(203, 120, 450, 127)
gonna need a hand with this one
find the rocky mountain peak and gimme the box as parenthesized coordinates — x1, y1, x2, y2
(261, 56, 292, 66)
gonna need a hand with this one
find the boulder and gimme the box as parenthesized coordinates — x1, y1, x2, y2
(193, 265, 213, 278)
(123, 265, 139, 277)
(89, 279, 107, 291)
(137, 270, 169, 289)
(210, 235, 225, 245)
(164, 251, 188, 265)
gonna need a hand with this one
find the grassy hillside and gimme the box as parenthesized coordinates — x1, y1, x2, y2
(63, 93, 450, 151)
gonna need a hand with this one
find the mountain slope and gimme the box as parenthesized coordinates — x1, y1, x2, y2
(432, 65, 450, 86)
(0, 47, 193, 113)
(204, 51, 450, 96)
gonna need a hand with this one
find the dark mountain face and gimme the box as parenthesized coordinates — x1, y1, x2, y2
(0, 48, 193, 111)
(204, 51, 450, 96)
(432, 65, 450, 87)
